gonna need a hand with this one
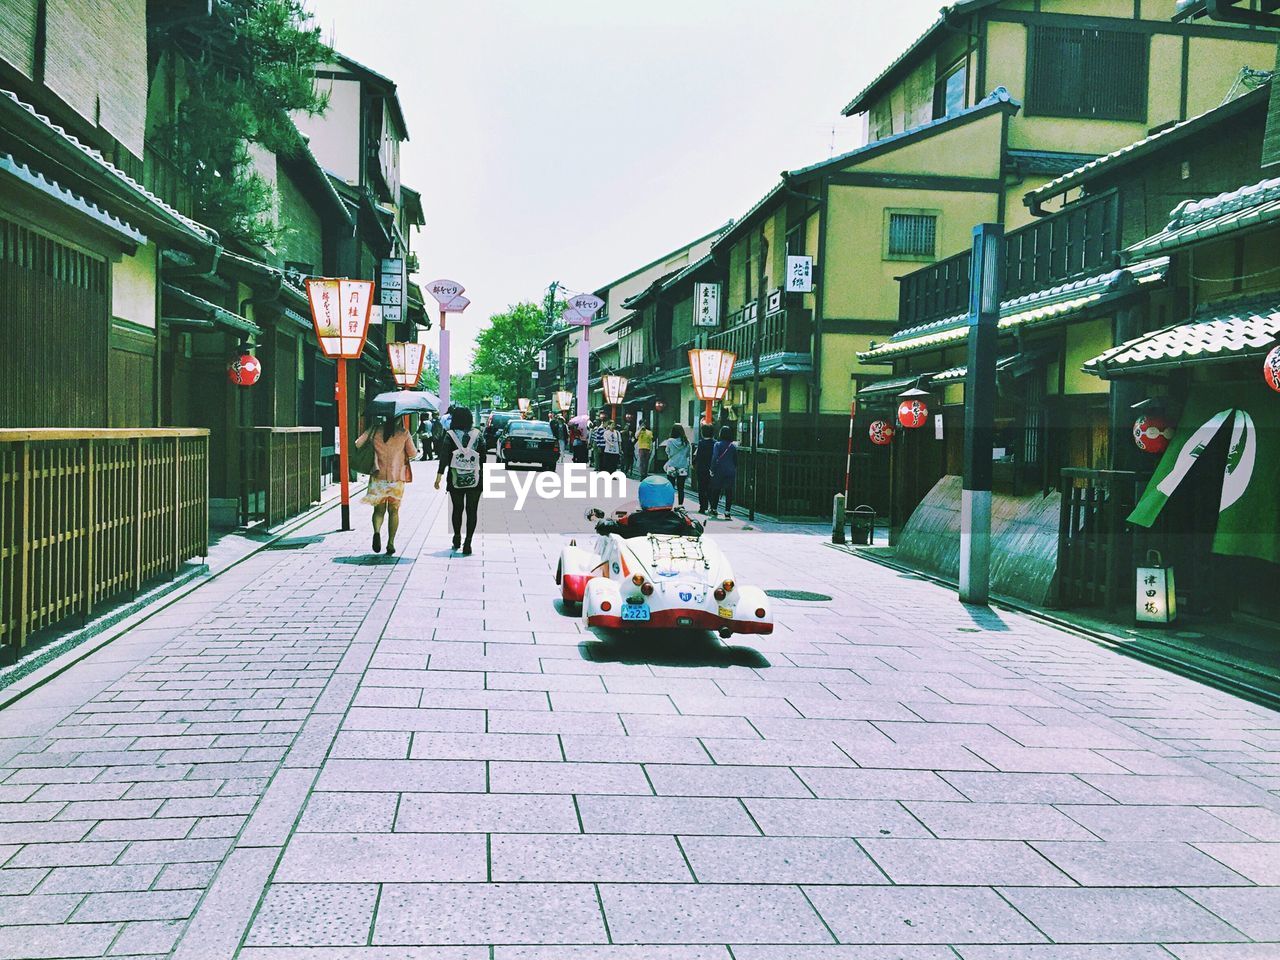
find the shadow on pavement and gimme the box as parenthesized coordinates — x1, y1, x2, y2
(332, 555, 415, 566)
(578, 633, 770, 669)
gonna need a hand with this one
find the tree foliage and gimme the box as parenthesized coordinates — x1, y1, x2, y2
(417, 349, 440, 393)
(451, 372, 504, 410)
(151, 0, 330, 243)
(470, 301, 554, 404)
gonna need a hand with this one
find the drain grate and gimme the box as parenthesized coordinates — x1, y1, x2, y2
(765, 589, 832, 602)
(266, 537, 324, 550)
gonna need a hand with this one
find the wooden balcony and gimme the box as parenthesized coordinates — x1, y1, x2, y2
(899, 191, 1120, 328)
(707, 308, 813, 361)
(0, 429, 209, 657)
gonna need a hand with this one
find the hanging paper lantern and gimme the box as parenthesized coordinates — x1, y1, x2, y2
(1265, 344, 1280, 393)
(654, 400, 666, 412)
(1132, 414, 1173, 454)
(869, 420, 895, 445)
(897, 398, 929, 429)
(227, 353, 261, 387)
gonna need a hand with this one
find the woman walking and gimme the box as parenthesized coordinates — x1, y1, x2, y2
(356, 413, 418, 556)
(600, 421, 621, 473)
(635, 421, 653, 476)
(434, 407, 486, 555)
(660, 423, 692, 506)
(709, 426, 739, 519)
(693, 422, 716, 514)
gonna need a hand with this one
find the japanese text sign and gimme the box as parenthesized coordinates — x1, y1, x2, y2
(426, 278, 465, 307)
(785, 255, 814, 293)
(306, 278, 373, 359)
(694, 282, 720, 327)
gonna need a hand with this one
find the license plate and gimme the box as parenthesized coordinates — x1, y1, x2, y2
(718, 606, 733, 619)
(622, 604, 650, 622)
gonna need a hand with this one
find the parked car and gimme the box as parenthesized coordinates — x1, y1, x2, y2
(484, 409, 523, 450)
(498, 420, 559, 470)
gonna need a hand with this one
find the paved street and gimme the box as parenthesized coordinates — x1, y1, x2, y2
(2, 465, 1280, 959)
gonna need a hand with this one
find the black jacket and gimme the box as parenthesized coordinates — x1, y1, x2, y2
(595, 507, 704, 540)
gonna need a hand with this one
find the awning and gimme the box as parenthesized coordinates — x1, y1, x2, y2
(1129, 383, 1280, 564)
(1085, 297, 1280, 379)
(0, 152, 146, 247)
(162, 284, 260, 336)
(857, 373, 934, 398)
(930, 351, 1044, 384)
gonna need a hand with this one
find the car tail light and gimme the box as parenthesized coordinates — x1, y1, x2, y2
(600, 600, 612, 612)
(632, 574, 645, 586)
(641, 582, 654, 596)
(504, 441, 512, 450)
(714, 587, 726, 601)
(722, 579, 735, 592)
(755, 607, 766, 618)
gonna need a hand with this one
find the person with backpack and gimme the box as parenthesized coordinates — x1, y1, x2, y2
(659, 423, 692, 506)
(708, 425, 739, 520)
(434, 406, 486, 555)
(356, 414, 418, 556)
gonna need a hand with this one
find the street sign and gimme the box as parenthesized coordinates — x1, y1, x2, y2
(426, 278, 465, 306)
(564, 293, 604, 326)
(379, 258, 405, 321)
(369, 305, 384, 325)
(786, 255, 814, 293)
(537, 350, 547, 370)
(444, 295, 469, 313)
(381, 305, 401, 322)
(694, 282, 720, 327)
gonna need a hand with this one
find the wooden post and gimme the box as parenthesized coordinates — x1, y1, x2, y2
(85, 438, 96, 620)
(173, 435, 181, 572)
(18, 441, 30, 650)
(133, 436, 143, 594)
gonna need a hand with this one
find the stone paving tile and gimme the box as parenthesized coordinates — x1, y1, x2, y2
(491, 832, 692, 881)
(999, 887, 1250, 943)
(680, 835, 883, 883)
(1182, 886, 1280, 940)
(71, 888, 201, 922)
(395, 791, 581, 833)
(561, 734, 710, 764)
(410, 732, 562, 761)
(246, 882, 379, 946)
(1031, 840, 1256, 886)
(576, 794, 760, 835)
(373, 882, 607, 945)
(740, 797, 934, 838)
(495, 948, 730, 960)
(802, 884, 1047, 944)
(313, 758, 484, 793)
(275, 831, 486, 882)
(905, 801, 1100, 840)
(297, 791, 398, 832)
(1056, 805, 1254, 842)
(956, 947, 1176, 959)
(0, 922, 121, 958)
(939, 771, 1117, 804)
(645, 763, 812, 798)
(860, 838, 1075, 885)
(795, 767, 966, 801)
(489, 760, 652, 795)
(598, 882, 832, 944)
(38, 864, 161, 894)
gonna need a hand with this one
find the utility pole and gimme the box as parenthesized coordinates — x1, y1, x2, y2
(750, 233, 767, 522)
(959, 224, 1004, 605)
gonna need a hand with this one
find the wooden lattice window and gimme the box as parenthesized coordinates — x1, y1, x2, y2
(885, 210, 938, 261)
(1028, 25, 1148, 122)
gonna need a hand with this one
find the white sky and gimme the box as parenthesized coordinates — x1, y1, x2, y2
(307, 0, 947, 369)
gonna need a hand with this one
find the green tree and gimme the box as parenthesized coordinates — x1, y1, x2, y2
(471, 301, 553, 403)
(451, 372, 503, 411)
(150, 0, 330, 243)
(417, 348, 440, 393)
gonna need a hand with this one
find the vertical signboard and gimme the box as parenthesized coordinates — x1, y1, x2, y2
(694, 282, 720, 327)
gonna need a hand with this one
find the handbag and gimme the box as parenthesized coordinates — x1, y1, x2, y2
(350, 426, 377, 476)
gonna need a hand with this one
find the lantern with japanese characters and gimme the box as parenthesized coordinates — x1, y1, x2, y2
(387, 341, 426, 389)
(1136, 550, 1176, 624)
(897, 398, 929, 429)
(688, 348, 736, 424)
(869, 420, 895, 446)
(554, 390, 573, 413)
(1265, 344, 1280, 393)
(226, 353, 261, 387)
(1132, 414, 1174, 454)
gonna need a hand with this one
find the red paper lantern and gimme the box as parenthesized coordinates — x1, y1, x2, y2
(1132, 414, 1173, 454)
(1265, 344, 1280, 393)
(897, 398, 929, 429)
(869, 420, 895, 445)
(227, 353, 261, 387)
(654, 400, 666, 412)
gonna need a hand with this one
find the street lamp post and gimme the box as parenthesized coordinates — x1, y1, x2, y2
(305, 277, 374, 533)
(688, 348, 736, 425)
(426, 280, 467, 412)
(602, 374, 628, 422)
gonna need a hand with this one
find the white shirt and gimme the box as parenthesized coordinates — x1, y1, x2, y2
(603, 429, 621, 455)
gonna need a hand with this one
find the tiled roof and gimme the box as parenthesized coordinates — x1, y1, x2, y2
(1084, 295, 1280, 378)
(857, 258, 1168, 362)
(857, 374, 933, 398)
(0, 153, 146, 245)
(163, 283, 261, 336)
(1, 88, 216, 244)
(1025, 85, 1267, 208)
(1126, 176, 1280, 260)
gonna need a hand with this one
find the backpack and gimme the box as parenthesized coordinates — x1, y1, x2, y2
(448, 429, 481, 489)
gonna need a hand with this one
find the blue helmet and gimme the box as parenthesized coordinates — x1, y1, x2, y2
(637, 475, 675, 510)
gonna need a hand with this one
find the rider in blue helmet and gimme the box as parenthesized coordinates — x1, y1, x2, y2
(594, 475, 704, 540)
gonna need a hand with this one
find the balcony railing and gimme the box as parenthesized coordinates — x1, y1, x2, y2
(707, 308, 813, 361)
(899, 191, 1120, 328)
(240, 427, 323, 528)
(0, 429, 209, 657)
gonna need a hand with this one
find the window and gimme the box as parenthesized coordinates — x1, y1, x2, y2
(1028, 25, 1148, 122)
(885, 211, 938, 261)
(933, 58, 968, 120)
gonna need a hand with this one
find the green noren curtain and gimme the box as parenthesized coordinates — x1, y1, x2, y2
(1129, 383, 1280, 564)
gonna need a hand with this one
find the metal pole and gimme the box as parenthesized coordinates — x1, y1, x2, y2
(336, 356, 352, 531)
(438, 309, 451, 411)
(842, 400, 856, 503)
(576, 325, 591, 421)
(959, 223, 1004, 605)
(750, 236, 767, 522)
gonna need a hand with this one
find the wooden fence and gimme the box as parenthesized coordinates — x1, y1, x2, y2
(240, 427, 322, 528)
(1055, 468, 1141, 610)
(686, 447, 848, 519)
(0, 429, 209, 657)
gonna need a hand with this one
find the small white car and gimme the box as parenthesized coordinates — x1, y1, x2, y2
(556, 511, 774, 637)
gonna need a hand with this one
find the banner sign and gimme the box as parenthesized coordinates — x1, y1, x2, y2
(786, 255, 814, 293)
(694, 282, 720, 327)
(426, 278, 465, 307)
(564, 293, 604, 326)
